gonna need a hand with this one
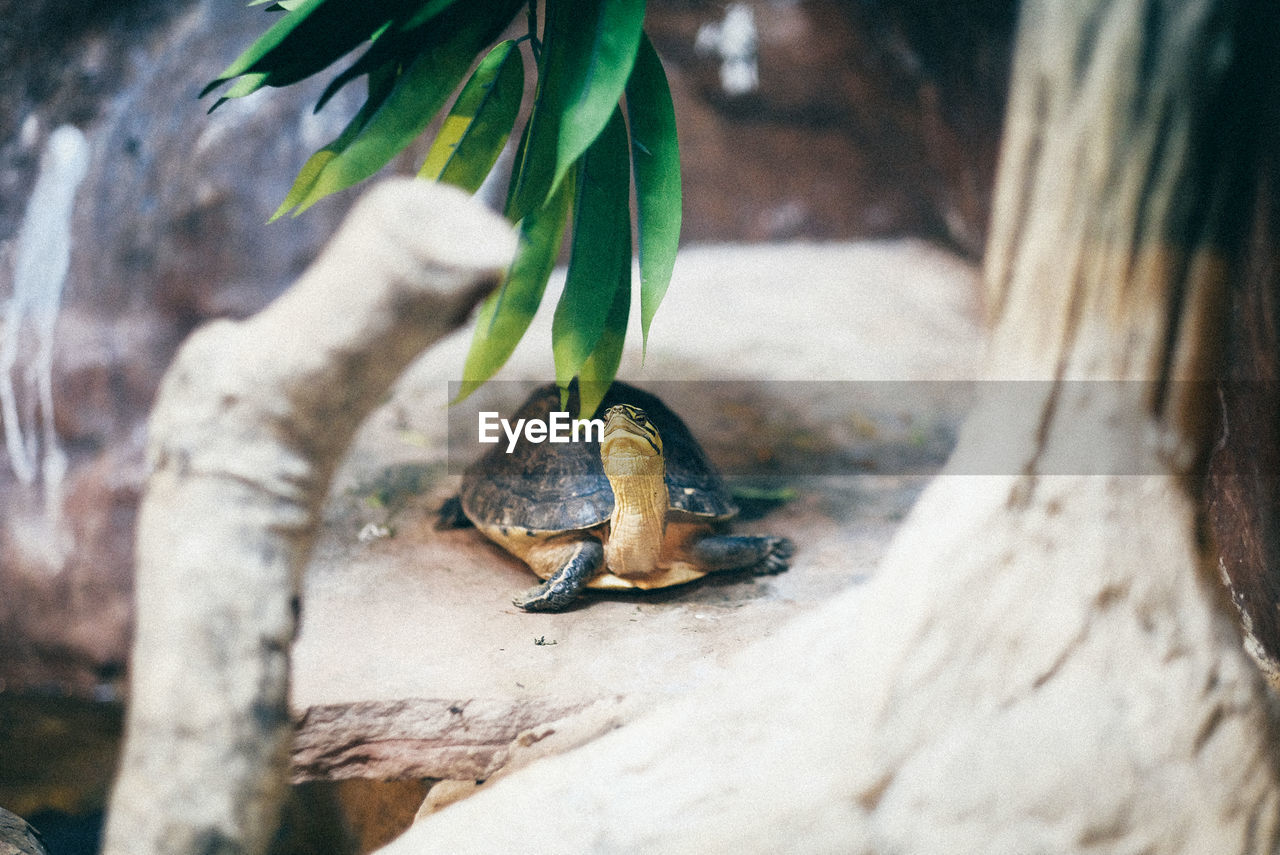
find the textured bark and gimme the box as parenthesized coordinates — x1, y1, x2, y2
(291, 697, 633, 783)
(385, 0, 1280, 851)
(1208, 95, 1280, 681)
(0, 807, 47, 855)
(982, 0, 1261, 443)
(102, 180, 516, 855)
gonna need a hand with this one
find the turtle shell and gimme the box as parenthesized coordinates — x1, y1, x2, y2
(460, 382, 737, 533)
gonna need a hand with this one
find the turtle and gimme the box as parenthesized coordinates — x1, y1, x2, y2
(449, 382, 793, 612)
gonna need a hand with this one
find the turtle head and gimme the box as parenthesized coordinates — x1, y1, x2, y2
(600, 404, 664, 478)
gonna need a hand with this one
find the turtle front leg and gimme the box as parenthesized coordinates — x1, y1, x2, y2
(689, 534, 793, 576)
(435, 495, 472, 529)
(514, 538, 604, 612)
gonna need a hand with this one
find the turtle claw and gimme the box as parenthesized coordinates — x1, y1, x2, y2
(513, 586, 543, 609)
(513, 582, 569, 612)
(752, 536, 793, 576)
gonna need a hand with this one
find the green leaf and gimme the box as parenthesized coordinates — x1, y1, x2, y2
(730, 485, 798, 502)
(398, 0, 463, 32)
(281, 0, 523, 216)
(419, 39, 524, 193)
(506, 0, 645, 221)
(501, 109, 534, 217)
(208, 72, 271, 111)
(551, 108, 632, 396)
(454, 174, 574, 402)
(312, 1, 459, 112)
(549, 0, 646, 199)
(270, 149, 340, 222)
(576, 261, 630, 419)
(269, 61, 399, 222)
(210, 0, 325, 89)
(311, 29, 396, 113)
(503, 4, 563, 221)
(204, 0, 406, 98)
(289, 55, 467, 213)
(626, 33, 681, 355)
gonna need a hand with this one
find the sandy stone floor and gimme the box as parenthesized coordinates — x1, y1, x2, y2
(291, 239, 984, 780)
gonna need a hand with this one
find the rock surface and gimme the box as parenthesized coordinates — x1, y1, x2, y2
(0, 0, 360, 694)
(291, 239, 983, 781)
(649, 0, 1014, 251)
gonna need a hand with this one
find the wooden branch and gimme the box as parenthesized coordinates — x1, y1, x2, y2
(387, 1, 1280, 851)
(984, 0, 1263, 452)
(102, 180, 516, 855)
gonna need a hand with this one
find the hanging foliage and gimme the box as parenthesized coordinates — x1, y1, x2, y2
(204, 0, 682, 416)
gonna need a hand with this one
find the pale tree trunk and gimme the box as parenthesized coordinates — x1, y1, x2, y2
(382, 0, 1280, 851)
(102, 181, 517, 855)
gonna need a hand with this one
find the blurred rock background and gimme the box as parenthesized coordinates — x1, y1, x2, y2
(0, 0, 1014, 701)
(0, 0, 1014, 851)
